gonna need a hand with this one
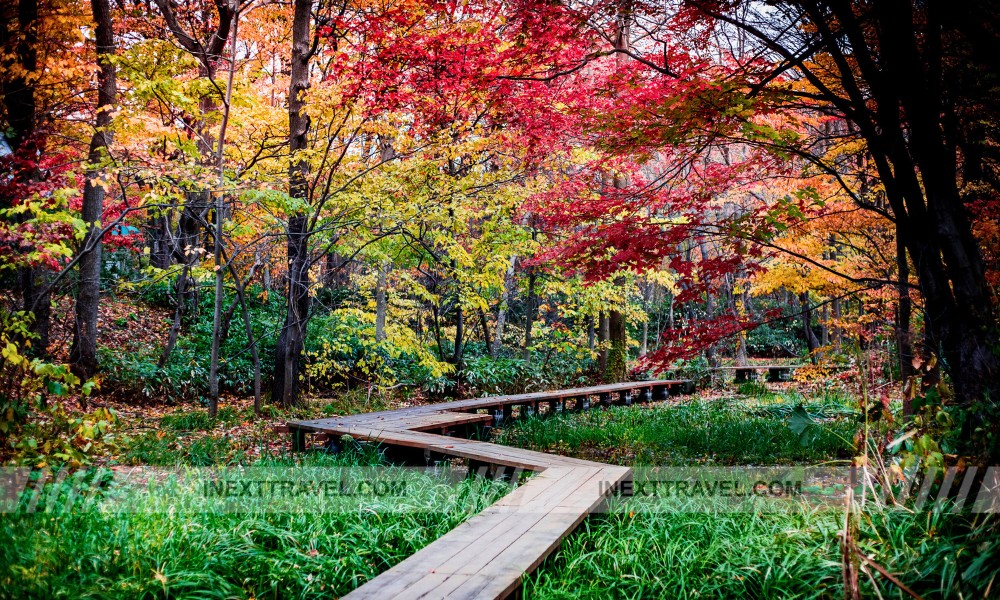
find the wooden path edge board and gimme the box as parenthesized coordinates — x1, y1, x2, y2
(284, 379, 692, 600)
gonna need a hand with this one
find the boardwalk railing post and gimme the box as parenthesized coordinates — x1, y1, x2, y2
(291, 427, 307, 452)
(767, 367, 792, 382)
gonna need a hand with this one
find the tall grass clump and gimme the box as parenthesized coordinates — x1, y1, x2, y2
(494, 398, 858, 466)
(525, 504, 844, 599)
(0, 453, 510, 599)
(523, 499, 998, 599)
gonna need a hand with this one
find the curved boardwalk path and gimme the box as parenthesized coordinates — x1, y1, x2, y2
(286, 379, 693, 599)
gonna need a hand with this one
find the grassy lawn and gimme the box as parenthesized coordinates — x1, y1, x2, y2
(523, 501, 996, 599)
(496, 391, 998, 599)
(525, 507, 843, 598)
(0, 450, 509, 599)
(492, 393, 860, 466)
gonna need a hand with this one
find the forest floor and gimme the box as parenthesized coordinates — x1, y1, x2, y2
(3, 383, 996, 598)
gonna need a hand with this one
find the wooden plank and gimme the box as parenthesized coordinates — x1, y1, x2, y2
(393, 412, 493, 432)
(385, 468, 623, 599)
(343, 467, 622, 598)
(286, 379, 692, 432)
(430, 441, 596, 470)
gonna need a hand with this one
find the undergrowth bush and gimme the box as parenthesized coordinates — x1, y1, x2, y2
(99, 286, 281, 403)
(304, 309, 450, 392)
(121, 431, 235, 466)
(160, 407, 243, 431)
(459, 343, 594, 398)
(1, 310, 107, 467)
(746, 319, 802, 357)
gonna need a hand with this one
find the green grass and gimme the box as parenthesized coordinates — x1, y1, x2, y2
(493, 396, 859, 466)
(121, 431, 239, 466)
(6, 391, 993, 599)
(0, 452, 510, 599)
(498, 393, 996, 599)
(523, 500, 998, 599)
(525, 505, 843, 599)
(159, 407, 245, 432)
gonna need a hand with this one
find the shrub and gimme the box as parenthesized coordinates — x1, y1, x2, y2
(737, 380, 770, 397)
(99, 286, 282, 403)
(303, 308, 451, 391)
(1, 310, 106, 467)
(183, 287, 282, 396)
(160, 407, 243, 431)
(746, 320, 802, 357)
(121, 431, 235, 466)
(463, 355, 537, 396)
(99, 345, 208, 404)
(3, 404, 117, 468)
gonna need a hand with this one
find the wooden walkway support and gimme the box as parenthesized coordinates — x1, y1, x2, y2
(713, 364, 804, 383)
(285, 379, 692, 599)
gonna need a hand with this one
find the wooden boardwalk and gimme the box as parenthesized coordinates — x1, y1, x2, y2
(713, 364, 804, 382)
(286, 379, 692, 600)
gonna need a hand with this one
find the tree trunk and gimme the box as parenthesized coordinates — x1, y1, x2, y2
(820, 303, 829, 347)
(21, 268, 50, 356)
(490, 255, 516, 358)
(639, 320, 648, 357)
(800, 292, 820, 362)
(208, 11, 239, 418)
(272, 0, 311, 407)
(452, 300, 464, 368)
(477, 308, 492, 349)
(273, 215, 310, 406)
(158, 264, 190, 368)
(374, 261, 389, 342)
(602, 12, 631, 381)
(0, 0, 37, 152)
(2, 0, 50, 356)
(831, 297, 842, 352)
(147, 215, 172, 269)
(810, 1, 999, 456)
(597, 311, 609, 372)
(176, 190, 209, 266)
(606, 309, 628, 381)
(895, 237, 915, 415)
(522, 269, 538, 363)
(70, 0, 115, 381)
(431, 302, 444, 361)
